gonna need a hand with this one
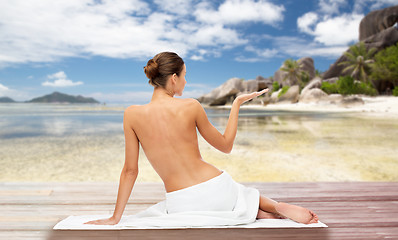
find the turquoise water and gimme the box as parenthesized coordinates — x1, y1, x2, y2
(0, 104, 124, 138)
(1, 103, 397, 182)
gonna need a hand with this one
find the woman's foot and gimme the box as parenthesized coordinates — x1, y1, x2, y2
(275, 202, 319, 224)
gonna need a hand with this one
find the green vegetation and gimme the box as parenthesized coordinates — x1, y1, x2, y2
(281, 59, 302, 85)
(339, 41, 376, 84)
(300, 71, 310, 86)
(281, 58, 312, 89)
(272, 81, 280, 92)
(393, 87, 398, 97)
(278, 86, 290, 98)
(321, 76, 377, 96)
(321, 81, 339, 94)
(370, 42, 398, 87)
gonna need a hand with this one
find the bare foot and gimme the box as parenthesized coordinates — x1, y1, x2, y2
(275, 202, 318, 224)
(256, 209, 284, 219)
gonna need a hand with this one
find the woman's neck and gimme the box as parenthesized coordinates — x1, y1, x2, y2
(151, 87, 174, 102)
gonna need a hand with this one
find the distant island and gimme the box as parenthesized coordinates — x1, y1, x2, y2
(27, 92, 99, 104)
(0, 96, 16, 103)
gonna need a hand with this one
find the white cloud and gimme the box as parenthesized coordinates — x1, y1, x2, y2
(188, 24, 247, 47)
(298, 0, 397, 48)
(235, 45, 279, 62)
(190, 55, 205, 61)
(297, 0, 365, 47)
(272, 36, 347, 58)
(354, 0, 398, 12)
(0, 83, 32, 100)
(0, 83, 9, 92)
(194, 0, 285, 25)
(154, 0, 193, 16)
(319, 0, 347, 15)
(312, 14, 363, 46)
(0, 0, 285, 67)
(42, 71, 83, 87)
(297, 12, 319, 35)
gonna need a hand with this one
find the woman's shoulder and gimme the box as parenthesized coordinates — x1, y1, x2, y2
(177, 98, 203, 111)
(176, 98, 201, 106)
(124, 104, 144, 118)
(125, 104, 141, 112)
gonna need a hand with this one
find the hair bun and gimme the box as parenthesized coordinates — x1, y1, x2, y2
(144, 59, 159, 80)
(143, 52, 184, 88)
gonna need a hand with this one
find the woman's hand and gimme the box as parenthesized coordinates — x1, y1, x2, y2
(234, 89, 268, 105)
(84, 216, 120, 225)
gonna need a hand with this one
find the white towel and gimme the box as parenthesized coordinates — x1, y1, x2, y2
(53, 215, 327, 229)
(54, 172, 327, 229)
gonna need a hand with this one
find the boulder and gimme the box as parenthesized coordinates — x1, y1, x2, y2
(273, 67, 288, 86)
(197, 77, 273, 106)
(257, 76, 273, 90)
(323, 26, 398, 80)
(363, 25, 398, 50)
(327, 94, 343, 104)
(359, 5, 398, 41)
(299, 88, 328, 103)
(242, 79, 259, 93)
(245, 95, 269, 105)
(197, 78, 244, 106)
(301, 77, 322, 96)
(323, 5, 398, 82)
(256, 75, 266, 81)
(298, 57, 316, 81)
(278, 85, 300, 103)
(274, 57, 315, 87)
(338, 96, 364, 107)
(270, 89, 281, 103)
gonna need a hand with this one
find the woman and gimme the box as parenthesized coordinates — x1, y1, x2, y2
(86, 52, 318, 226)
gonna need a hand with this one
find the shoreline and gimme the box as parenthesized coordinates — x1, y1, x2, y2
(211, 96, 398, 118)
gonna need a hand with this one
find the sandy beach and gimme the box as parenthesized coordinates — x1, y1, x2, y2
(218, 96, 398, 118)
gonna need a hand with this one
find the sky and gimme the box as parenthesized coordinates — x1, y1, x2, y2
(0, 0, 397, 104)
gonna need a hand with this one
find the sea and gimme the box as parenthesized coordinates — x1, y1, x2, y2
(1, 103, 397, 182)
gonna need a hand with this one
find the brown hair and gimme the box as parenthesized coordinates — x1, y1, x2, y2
(144, 52, 184, 88)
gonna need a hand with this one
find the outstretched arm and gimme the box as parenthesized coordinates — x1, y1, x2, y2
(196, 89, 268, 153)
(85, 107, 139, 225)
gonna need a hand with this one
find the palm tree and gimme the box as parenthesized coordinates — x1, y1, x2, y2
(281, 59, 302, 86)
(339, 41, 376, 83)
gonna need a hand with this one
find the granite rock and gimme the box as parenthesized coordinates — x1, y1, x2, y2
(359, 5, 398, 41)
(278, 85, 300, 103)
(274, 57, 315, 87)
(339, 96, 365, 107)
(301, 77, 322, 96)
(197, 78, 244, 106)
(299, 88, 328, 103)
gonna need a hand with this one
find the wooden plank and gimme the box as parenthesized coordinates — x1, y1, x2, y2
(2, 227, 398, 240)
(1, 182, 398, 239)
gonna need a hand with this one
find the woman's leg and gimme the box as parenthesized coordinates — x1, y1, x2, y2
(257, 195, 318, 224)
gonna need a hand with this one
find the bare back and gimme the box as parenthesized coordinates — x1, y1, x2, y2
(125, 97, 221, 192)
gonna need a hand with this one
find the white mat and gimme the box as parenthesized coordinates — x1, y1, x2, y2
(54, 172, 327, 230)
(53, 215, 327, 230)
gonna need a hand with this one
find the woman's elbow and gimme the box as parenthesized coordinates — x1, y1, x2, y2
(122, 167, 138, 177)
(221, 145, 233, 154)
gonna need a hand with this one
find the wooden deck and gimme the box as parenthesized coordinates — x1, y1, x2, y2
(1, 181, 397, 240)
